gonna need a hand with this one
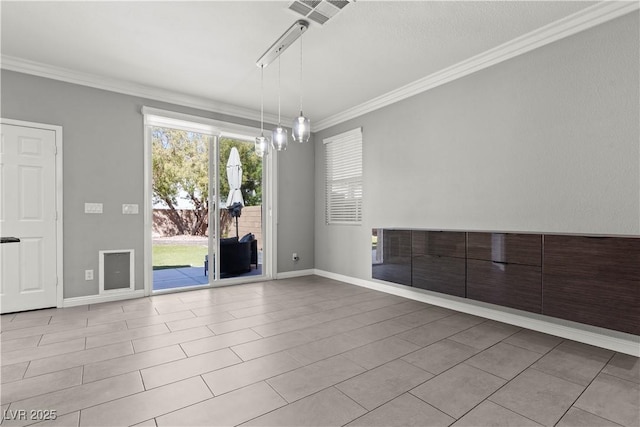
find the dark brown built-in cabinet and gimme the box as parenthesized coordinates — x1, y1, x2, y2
(543, 235, 640, 335)
(467, 233, 542, 314)
(412, 231, 466, 297)
(372, 228, 640, 335)
(372, 229, 412, 286)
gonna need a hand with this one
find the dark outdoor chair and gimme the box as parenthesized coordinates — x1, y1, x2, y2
(204, 234, 256, 276)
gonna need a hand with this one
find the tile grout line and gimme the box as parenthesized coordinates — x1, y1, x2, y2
(550, 351, 621, 427)
(5, 278, 633, 427)
(405, 330, 559, 423)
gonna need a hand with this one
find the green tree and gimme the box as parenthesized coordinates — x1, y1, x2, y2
(152, 128, 209, 235)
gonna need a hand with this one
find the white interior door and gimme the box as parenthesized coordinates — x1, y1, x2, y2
(0, 124, 58, 313)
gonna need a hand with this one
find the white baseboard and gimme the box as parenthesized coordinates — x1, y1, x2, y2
(314, 269, 640, 357)
(276, 269, 315, 279)
(63, 290, 146, 308)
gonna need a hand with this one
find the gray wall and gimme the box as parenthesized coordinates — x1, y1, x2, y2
(314, 13, 640, 280)
(1, 70, 314, 298)
(277, 135, 316, 273)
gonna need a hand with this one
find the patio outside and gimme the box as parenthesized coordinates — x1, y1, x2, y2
(152, 213, 264, 291)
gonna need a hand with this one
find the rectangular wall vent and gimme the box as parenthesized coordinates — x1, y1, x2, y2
(99, 249, 134, 294)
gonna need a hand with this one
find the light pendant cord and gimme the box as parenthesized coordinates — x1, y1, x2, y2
(299, 36, 303, 113)
(260, 65, 264, 134)
(278, 56, 282, 126)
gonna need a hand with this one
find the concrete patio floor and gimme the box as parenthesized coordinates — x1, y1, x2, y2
(153, 265, 263, 291)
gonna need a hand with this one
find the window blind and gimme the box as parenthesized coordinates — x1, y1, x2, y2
(324, 128, 363, 225)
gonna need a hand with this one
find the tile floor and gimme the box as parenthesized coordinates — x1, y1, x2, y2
(1, 275, 638, 427)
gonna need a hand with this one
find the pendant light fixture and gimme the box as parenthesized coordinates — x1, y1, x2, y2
(271, 56, 288, 151)
(255, 65, 269, 157)
(292, 34, 311, 143)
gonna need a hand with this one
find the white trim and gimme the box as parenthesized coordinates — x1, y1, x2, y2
(268, 146, 278, 280)
(142, 106, 264, 139)
(143, 124, 152, 296)
(3, 3, 636, 134)
(2, 56, 279, 126)
(211, 135, 218, 280)
(276, 269, 315, 279)
(63, 290, 145, 308)
(313, 1, 640, 130)
(313, 269, 640, 357)
(0, 118, 64, 309)
(215, 134, 224, 281)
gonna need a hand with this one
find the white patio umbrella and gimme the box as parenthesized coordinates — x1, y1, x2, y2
(225, 147, 244, 208)
(225, 147, 244, 238)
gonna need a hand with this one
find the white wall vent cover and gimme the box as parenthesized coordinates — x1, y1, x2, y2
(288, 0, 351, 25)
(99, 249, 135, 294)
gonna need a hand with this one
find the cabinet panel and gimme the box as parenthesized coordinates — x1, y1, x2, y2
(467, 259, 541, 313)
(372, 229, 412, 286)
(412, 231, 465, 258)
(543, 235, 640, 335)
(467, 233, 541, 266)
(544, 235, 640, 280)
(543, 274, 639, 335)
(412, 255, 466, 297)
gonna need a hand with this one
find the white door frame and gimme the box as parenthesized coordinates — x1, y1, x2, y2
(0, 118, 64, 308)
(141, 107, 278, 295)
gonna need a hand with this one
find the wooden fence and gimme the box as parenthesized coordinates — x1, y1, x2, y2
(153, 206, 263, 250)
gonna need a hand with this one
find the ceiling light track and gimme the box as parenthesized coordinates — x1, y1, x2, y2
(256, 19, 309, 69)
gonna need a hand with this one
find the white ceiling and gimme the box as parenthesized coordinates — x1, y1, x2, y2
(1, 1, 599, 128)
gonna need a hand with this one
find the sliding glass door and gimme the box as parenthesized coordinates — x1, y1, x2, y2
(216, 138, 264, 280)
(146, 115, 267, 292)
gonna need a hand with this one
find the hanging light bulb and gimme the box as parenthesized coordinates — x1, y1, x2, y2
(255, 65, 269, 157)
(272, 56, 288, 151)
(292, 34, 311, 143)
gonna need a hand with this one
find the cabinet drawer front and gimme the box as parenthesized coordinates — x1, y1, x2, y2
(412, 255, 466, 297)
(467, 259, 542, 313)
(372, 229, 412, 286)
(467, 233, 541, 266)
(544, 235, 640, 280)
(543, 274, 640, 335)
(381, 230, 412, 261)
(372, 263, 412, 286)
(412, 231, 466, 258)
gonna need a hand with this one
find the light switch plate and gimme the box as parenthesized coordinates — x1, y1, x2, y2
(85, 203, 103, 214)
(122, 204, 139, 215)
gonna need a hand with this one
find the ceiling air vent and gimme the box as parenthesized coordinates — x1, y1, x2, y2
(288, 0, 352, 25)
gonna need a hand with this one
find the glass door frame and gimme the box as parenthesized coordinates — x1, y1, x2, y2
(142, 107, 277, 295)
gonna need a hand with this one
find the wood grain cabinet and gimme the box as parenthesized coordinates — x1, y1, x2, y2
(543, 235, 640, 335)
(372, 229, 412, 286)
(412, 231, 466, 297)
(372, 228, 639, 335)
(466, 233, 543, 313)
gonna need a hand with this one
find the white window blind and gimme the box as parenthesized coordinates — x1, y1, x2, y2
(324, 128, 363, 225)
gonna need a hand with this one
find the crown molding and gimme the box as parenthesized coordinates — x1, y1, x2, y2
(314, 1, 639, 131)
(1, 55, 280, 125)
(2, 1, 637, 133)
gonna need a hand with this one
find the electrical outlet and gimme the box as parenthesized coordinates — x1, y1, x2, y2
(85, 269, 94, 281)
(292, 253, 299, 261)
